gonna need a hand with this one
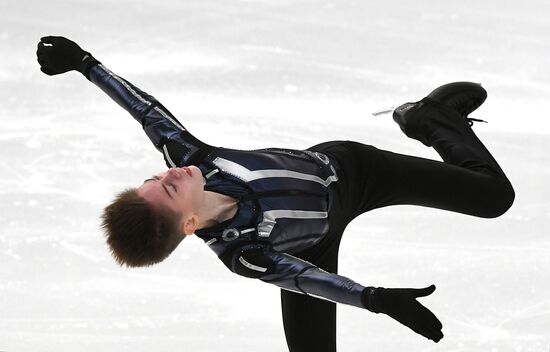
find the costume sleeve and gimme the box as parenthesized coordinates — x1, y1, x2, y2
(228, 243, 367, 309)
(85, 63, 214, 166)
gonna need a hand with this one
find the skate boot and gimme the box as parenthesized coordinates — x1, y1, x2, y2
(393, 82, 488, 146)
(426, 82, 487, 123)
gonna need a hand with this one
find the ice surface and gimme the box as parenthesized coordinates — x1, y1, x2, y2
(1, 0, 549, 351)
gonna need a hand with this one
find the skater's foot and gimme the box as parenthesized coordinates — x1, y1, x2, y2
(392, 82, 488, 146)
(426, 82, 486, 118)
(426, 82, 488, 126)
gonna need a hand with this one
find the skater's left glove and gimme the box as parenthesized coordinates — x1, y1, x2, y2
(36, 35, 100, 76)
(362, 284, 444, 342)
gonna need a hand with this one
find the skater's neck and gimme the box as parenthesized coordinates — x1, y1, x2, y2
(195, 191, 239, 230)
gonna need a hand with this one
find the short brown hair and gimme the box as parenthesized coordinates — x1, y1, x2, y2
(100, 187, 184, 267)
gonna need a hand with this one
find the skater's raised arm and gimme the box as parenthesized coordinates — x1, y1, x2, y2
(226, 243, 444, 342)
(36, 35, 214, 166)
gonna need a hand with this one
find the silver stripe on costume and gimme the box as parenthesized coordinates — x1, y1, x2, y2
(205, 238, 217, 246)
(205, 169, 219, 179)
(153, 106, 186, 131)
(98, 64, 185, 131)
(282, 287, 306, 295)
(303, 150, 330, 165)
(240, 228, 255, 234)
(163, 144, 176, 167)
(238, 256, 268, 273)
(304, 292, 339, 304)
(99, 64, 151, 105)
(257, 210, 328, 238)
(212, 157, 338, 187)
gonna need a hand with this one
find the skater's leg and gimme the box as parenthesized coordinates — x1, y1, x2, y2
(281, 290, 337, 352)
(341, 99, 514, 219)
(345, 143, 514, 218)
(280, 234, 341, 352)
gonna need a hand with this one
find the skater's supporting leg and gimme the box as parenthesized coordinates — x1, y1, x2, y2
(281, 234, 342, 352)
(281, 290, 337, 352)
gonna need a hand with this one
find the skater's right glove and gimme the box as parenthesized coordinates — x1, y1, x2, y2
(36, 35, 100, 77)
(362, 284, 443, 342)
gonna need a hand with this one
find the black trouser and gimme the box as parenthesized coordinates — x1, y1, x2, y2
(280, 106, 515, 352)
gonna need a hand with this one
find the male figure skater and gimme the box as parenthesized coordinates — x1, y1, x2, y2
(36, 36, 514, 352)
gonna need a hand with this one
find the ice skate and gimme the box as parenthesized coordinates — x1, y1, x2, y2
(392, 82, 488, 146)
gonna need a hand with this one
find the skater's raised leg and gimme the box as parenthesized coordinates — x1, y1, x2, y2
(331, 83, 515, 219)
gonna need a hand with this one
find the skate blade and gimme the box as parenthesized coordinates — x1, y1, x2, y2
(371, 106, 396, 117)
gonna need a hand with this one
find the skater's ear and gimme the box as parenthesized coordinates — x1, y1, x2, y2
(179, 213, 199, 236)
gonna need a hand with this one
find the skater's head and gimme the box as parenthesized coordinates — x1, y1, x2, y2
(101, 166, 204, 267)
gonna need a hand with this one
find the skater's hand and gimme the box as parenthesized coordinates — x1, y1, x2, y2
(36, 36, 97, 76)
(362, 284, 443, 342)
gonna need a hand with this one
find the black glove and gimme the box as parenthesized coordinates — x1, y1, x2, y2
(362, 284, 444, 342)
(36, 36, 99, 76)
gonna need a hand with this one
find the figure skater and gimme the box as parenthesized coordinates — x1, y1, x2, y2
(36, 35, 514, 352)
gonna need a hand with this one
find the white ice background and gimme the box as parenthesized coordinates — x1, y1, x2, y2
(0, 0, 549, 351)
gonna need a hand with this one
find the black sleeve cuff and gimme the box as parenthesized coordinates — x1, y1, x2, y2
(361, 286, 379, 313)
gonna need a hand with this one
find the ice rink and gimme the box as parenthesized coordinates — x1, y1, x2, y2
(1, 0, 549, 351)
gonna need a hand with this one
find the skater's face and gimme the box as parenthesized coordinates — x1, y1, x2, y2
(136, 166, 204, 235)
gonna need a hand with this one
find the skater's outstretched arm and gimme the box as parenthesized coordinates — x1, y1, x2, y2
(225, 243, 443, 342)
(36, 35, 214, 166)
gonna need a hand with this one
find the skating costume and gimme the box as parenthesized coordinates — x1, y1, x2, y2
(86, 63, 367, 308)
(86, 63, 514, 352)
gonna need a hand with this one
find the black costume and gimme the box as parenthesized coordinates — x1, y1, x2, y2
(87, 63, 514, 351)
(36, 36, 515, 352)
